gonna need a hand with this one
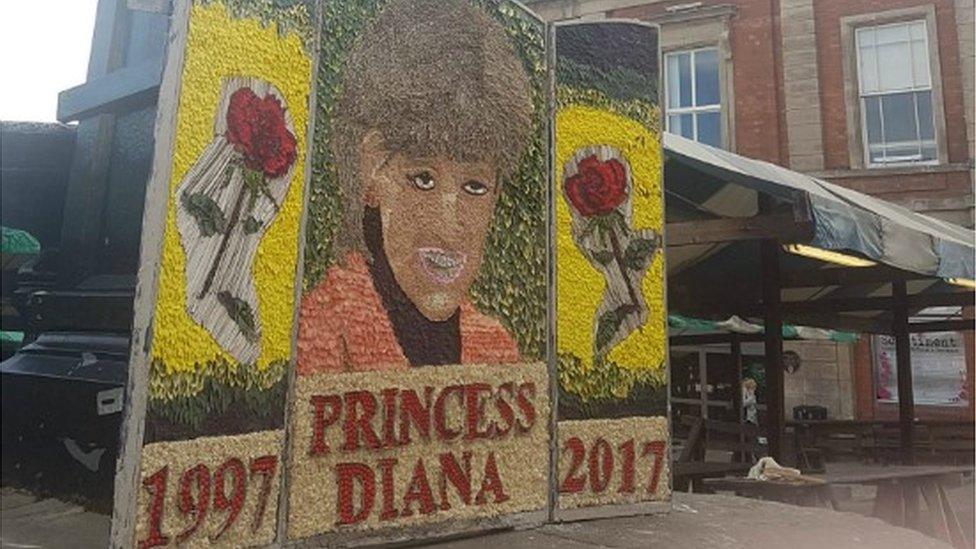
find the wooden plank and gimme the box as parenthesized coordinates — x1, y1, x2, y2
(762, 239, 785, 461)
(920, 481, 953, 545)
(781, 265, 935, 288)
(893, 280, 916, 465)
(777, 292, 973, 314)
(678, 416, 705, 463)
(872, 482, 904, 526)
(57, 58, 164, 122)
(665, 213, 811, 247)
(902, 480, 921, 530)
(108, 1, 190, 546)
(908, 320, 975, 333)
(670, 333, 765, 345)
(936, 484, 969, 549)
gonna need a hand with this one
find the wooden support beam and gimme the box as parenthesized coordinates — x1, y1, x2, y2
(893, 280, 915, 465)
(722, 291, 973, 316)
(762, 240, 785, 462)
(666, 213, 812, 247)
(731, 334, 743, 423)
(781, 266, 935, 288)
(781, 312, 890, 334)
(670, 333, 765, 345)
(908, 320, 975, 333)
(57, 58, 163, 122)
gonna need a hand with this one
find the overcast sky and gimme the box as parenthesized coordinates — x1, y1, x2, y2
(0, 0, 99, 122)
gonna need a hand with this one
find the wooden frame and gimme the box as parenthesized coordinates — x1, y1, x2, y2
(110, 1, 192, 545)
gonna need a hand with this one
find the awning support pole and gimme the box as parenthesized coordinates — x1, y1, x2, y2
(762, 239, 785, 461)
(732, 333, 743, 423)
(893, 280, 915, 465)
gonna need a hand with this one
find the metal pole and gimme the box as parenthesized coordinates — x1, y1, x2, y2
(762, 239, 784, 461)
(892, 280, 915, 465)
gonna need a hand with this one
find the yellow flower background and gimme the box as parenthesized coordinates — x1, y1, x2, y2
(151, 3, 311, 385)
(556, 105, 666, 381)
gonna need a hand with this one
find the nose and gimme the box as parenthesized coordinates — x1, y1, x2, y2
(434, 186, 463, 235)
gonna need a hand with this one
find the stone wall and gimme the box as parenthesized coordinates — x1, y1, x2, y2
(783, 340, 855, 420)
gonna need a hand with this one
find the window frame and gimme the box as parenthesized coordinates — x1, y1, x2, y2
(664, 47, 723, 147)
(841, 6, 949, 169)
(854, 20, 937, 167)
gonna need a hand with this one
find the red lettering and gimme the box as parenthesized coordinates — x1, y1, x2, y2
(399, 387, 433, 445)
(464, 383, 494, 440)
(335, 462, 375, 525)
(618, 439, 636, 493)
(475, 452, 509, 504)
(437, 451, 472, 510)
(380, 388, 398, 448)
(494, 383, 515, 437)
(377, 458, 399, 521)
(642, 441, 666, 495)
(310, 394, 342, 455)
(433, 385, 464, 441)
(138, 466, 169, 549)
(401, 459, 436, 517)
(559, 437, 586, 493)
(175, 464, 210, 543)
(249, 455, 277, 533)
(588, 438, 613, 493)
(342, 391, 381, 452)
(514, 382, 536, 433)
(210, 458, 246, 541)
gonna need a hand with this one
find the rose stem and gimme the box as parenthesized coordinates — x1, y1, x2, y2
(199, 182, 248, 299)
(606, 224, 641, 311)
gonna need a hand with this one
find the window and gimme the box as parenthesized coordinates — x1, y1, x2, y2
(665, 48, 722, 148)
(855, 21, 937, 166)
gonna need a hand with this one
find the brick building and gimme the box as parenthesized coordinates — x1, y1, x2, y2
(531, 0, 975, 422)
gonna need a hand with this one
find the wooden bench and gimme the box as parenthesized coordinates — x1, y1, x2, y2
(789, 420, 974, 465)
(673, 416, 760, 492)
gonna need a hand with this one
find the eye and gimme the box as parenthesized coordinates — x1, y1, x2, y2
(408, 171, 435, 191)
(462, 180, 489, 196)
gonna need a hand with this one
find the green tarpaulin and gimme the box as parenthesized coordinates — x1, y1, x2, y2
(1, 226, 40, 255)
(668, 314, 858, 343)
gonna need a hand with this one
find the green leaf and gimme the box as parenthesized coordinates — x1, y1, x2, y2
(595, 308, 624, 353)
(624, 237, 658, 270)
(217, 291, 258, 342)
(181, 191, 227, 237)
(243, 216, 262, 234)
(591, 250, 614, 265)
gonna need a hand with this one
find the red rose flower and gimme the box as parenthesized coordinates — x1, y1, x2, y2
(564, 155, 628, 217)
(225, 87, 297, 178)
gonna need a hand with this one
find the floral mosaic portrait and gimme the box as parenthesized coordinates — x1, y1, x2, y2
(297, 0, 548, 375)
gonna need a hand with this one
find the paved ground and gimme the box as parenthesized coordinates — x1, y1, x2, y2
(2, 488, 963, 548)
(429, 493, 956, 549)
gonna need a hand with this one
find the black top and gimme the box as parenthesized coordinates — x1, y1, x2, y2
(363, 207, 461, 366)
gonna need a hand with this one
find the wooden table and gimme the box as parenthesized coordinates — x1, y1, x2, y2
(822, 465, 973, 549)
(673, 461, 753, 492)
(703, 477, 837, 508)
(708, 464, 973, 548)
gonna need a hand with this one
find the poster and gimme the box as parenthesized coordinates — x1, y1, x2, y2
(285, 0, 551, 542)
(873, 333, 969, 407)
(553, 21, 670, 517)
(111, 1, 317, 546)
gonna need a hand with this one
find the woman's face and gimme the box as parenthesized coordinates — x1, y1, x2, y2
(361, 134, 499, 321)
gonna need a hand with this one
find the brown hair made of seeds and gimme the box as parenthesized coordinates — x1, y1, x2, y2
(331, 0, 534, 258)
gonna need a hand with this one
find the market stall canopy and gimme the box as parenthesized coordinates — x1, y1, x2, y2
(662, 134, 975, 334)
